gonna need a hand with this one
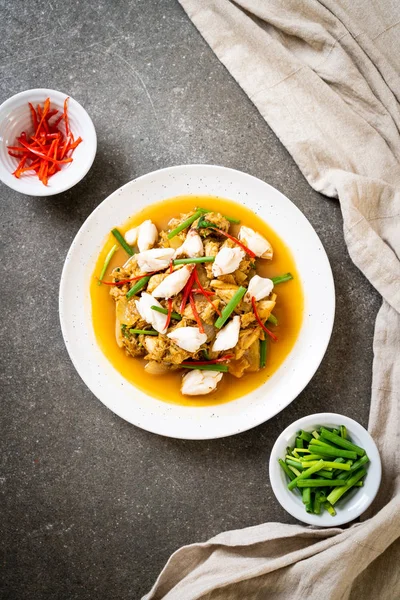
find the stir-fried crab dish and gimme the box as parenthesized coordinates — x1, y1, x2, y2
(100, 207, 294, 397)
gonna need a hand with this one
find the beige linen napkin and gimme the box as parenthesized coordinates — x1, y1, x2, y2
(144, 1, 400, 598)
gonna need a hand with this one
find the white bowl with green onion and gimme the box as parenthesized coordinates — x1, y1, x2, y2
(269, 413, 382, 526)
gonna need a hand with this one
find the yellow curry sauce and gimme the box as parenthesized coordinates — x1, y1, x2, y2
(90, 196, 303, 406)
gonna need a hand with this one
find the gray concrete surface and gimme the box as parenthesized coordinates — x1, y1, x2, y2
(0, 1, 381, 598)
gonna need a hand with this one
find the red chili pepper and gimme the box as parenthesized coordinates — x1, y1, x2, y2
(28, 102, 39, 131)
(35, 97, 50, 136)
(8, 97, 82, 185)
(17, 138, 72, 164)
(8, 151, 27, 159)
(169, 259, 173, 274)
(47, 139, 57, 159)
(59, 140, 68, 159)
(67, 136, 82, 151)
(19, 159, 41, 174)
(193, 268, 222, 316)
(12, 155, 28, 178)
(180, 268, 196, 314)
(165, 298, 173, 330)
(30, 135, 46, 149)
(45, 108, 58, 121)
(7, 146, 27, 153)
(192, 287, 214, 296)
(181, 354, 234, 366)
(63, 97, 70, 137)
(42, 161, 49, 186)
(251, 296, 278, 342)
(189, 293, 204, 333)
(214, 228, 256, 258)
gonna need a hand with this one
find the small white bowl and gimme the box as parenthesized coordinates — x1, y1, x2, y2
(269, 413, 381, 526)
(0, 88, 96, 196)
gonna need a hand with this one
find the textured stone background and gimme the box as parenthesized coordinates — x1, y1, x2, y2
(0, 1, 380, 598)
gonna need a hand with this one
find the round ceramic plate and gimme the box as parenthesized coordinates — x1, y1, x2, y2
(59, 165, 335, 439)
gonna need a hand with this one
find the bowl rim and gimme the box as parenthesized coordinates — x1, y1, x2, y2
(0, 87, 97, 196)
(269, 412, 382, 526)
(59, 164, 336, 439)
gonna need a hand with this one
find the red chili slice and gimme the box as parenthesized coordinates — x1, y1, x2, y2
(193, 268, 222, 317)
(251, 296, 278, 342)
(213, 228, 256, 258)
(189, 293, 205, 334)
(165, 298, 174, 330)
(179, 268, 196, 314)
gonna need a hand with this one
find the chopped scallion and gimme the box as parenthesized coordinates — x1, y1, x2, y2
(181, 364, 228, 372)
(126, 276, 151, 299)
(129, 329, 158, 336)
(172, 256, 215, 265)
(167, 210, 203, 239)
(111, 228, 134, 256)
(271, 273, 293, 285)
(98, 244, 118, 285)
(214, 286, 246, 329)
(267, 313, 278, 326)
(151, 305, 182, 321)
(259, 338, 267, 369)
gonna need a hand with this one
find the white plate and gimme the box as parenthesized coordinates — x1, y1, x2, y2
(269, 413, 382, 526)
(59, 165, 335, 439)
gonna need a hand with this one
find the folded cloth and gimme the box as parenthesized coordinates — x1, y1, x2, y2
(143, 1, 400, 598)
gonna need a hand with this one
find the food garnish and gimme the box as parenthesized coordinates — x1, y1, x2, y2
(197, 216, 256, 258)
(271, 273, 293, 285)
(129, 329, 158, 336)
(181, 364, 229, 373)
(214, 287, 246, 329)
(7, 97, 82, 185)
(111, 228, 134, 256)
(98, 245, 118, 286)
(251, 297, 278, 342)
(151, 305, 182, 321)
(126, 276, 151, 299)
(168, 210, 204, 239)
(189, 294, 205, 333)
(268, 314, 279, 326)
(173, 257, 215, 265)
(279, 425, 369, 515)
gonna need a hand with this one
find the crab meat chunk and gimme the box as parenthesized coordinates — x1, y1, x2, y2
(174, 229, 204, 258)
(137, 248, 175, 273)
(245, 275, 274, 302)
(125, 226, 139, 246)
(238, 226, 273, 259)
(135, 292, 168, 333)
(152, 265, 193, 298)
(181, 369, 223, 396)
(212, 247, 244, 277)
(212, 315, 241, 352)
(167, 326, 207, 353)
(125, 220, 158, 252)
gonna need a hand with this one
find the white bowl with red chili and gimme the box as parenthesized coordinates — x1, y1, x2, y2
(0, 88, 96, 196)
